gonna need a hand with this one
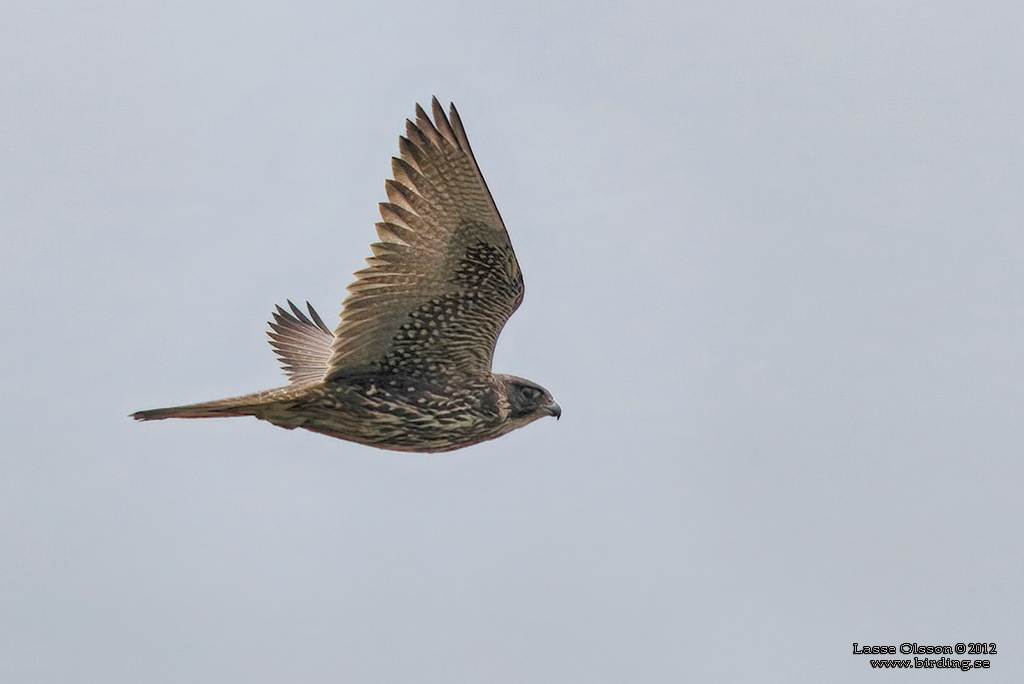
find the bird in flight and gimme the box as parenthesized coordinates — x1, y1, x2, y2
(133, 98, 560, 452)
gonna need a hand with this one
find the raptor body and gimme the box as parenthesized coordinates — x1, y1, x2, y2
(133, 99, 559, 452)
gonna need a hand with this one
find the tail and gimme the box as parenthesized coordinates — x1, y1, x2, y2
(132, 396, 265, 422)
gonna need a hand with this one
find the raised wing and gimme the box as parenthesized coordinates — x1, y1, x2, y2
(268, 300, 334, 384)
(325, 98, 524, 381)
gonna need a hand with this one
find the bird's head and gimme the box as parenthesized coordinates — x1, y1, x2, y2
(496, 375, 561, 426)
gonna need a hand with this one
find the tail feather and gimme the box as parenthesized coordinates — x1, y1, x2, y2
(132, 397, 262, 421)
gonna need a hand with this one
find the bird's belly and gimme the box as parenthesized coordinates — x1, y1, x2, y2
(292, 377, 505, 452)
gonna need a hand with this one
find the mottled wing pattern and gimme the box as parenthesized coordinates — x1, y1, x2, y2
(268, 300, 334, 384)
(326, 98, 524, 380)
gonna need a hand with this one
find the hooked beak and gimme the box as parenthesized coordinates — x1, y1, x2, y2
(543, 400, 562, 420)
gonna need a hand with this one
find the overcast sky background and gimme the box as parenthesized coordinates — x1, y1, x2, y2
(3, 1, 1023, 682)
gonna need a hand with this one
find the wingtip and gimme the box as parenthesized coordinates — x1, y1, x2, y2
(428, 95, 456, 112)
(414, 102, 430, 124)
(305, 301, 331, 334)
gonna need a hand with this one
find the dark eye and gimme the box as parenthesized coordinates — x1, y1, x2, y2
(520, 386, 542, 401)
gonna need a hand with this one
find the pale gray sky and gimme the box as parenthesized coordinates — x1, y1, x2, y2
(2, 1, 1023, 682)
